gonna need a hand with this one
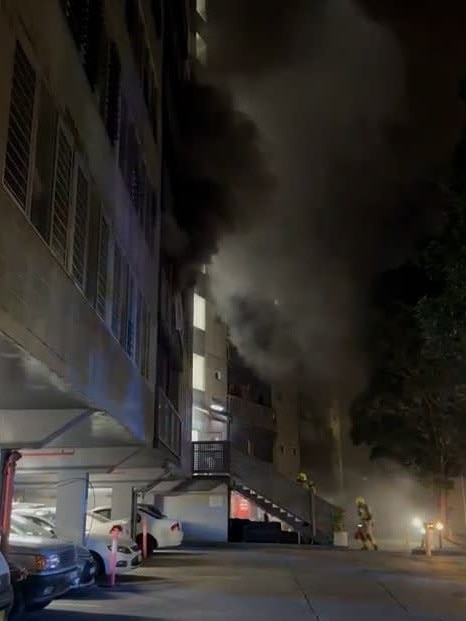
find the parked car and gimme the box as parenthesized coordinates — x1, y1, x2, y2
(12, 512, 96, 590)
(0, 551, 13, 621)
(91, 503, 184, 553)
(8, 519, 78, 612)
(19, 507, 141, 578)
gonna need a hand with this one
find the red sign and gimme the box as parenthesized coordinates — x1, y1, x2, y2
(231, 493, 251, 519)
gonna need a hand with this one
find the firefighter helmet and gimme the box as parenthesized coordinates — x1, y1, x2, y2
(296, 472, 308, 483)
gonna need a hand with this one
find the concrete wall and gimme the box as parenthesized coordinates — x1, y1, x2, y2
(159, 484, 229, 543)
(0, 0, 162, 443)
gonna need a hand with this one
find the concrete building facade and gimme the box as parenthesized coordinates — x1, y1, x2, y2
(0, 0, 192, 543)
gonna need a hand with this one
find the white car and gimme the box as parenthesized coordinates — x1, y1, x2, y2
(91, 504, 183, 553)
(14, 505, 141, 577)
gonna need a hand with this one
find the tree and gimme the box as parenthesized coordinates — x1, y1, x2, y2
(352, 194, 466, 519)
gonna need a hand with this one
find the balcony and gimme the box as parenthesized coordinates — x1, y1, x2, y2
(159, 267, 183, 368)
(192, 441, 230, 476)
(227, 395, 276, 432)
(157, 388, 182, 458)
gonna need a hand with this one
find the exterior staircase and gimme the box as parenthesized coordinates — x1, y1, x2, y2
(231, 448, 336, 544)
(191, 442, 337, 544)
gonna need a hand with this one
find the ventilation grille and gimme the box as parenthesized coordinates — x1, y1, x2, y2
(96, 216, 109, 318)
(71, 165, 89, 288)
(111, 244, 122, 336)
(50, 126, 73, 265)
(126, 272, 135, 358)
(4, 42, 36, 209)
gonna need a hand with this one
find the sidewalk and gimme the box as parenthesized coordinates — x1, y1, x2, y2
(35, 546, 466, 620)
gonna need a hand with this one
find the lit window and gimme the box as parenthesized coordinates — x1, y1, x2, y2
(195, 33, 207, 64)
(192, 429, 199, 441)
(192, 354, 205, 391)
(193, 293, 206, 330)
(201, 264, 207, 274)
(196, 0, 206, 19)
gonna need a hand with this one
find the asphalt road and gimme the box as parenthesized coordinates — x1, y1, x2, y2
(32, 546, 466, 621)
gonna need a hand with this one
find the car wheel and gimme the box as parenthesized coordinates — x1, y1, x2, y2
(9, 590, 25, 620)
(90, 552, 105, 578)
(136, 533, 157, 556)
(26, 600, 52, 612)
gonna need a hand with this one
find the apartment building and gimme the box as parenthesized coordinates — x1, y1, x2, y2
(192, 266, 229, 442)
(0, 0, 194, 540)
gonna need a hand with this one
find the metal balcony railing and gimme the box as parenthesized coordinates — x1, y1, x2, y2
(157, 389, 182, 458)
(192, 441, 231, 476)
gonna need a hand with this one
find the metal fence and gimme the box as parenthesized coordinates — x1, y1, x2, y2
(192, 441, 231, 475)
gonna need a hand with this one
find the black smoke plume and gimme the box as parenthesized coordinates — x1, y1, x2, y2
(173, 0, 466, 397)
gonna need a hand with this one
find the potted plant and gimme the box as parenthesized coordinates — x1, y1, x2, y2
(332, 507, 348, 548)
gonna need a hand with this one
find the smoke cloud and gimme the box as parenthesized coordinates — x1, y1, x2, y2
(208, 0, 410, 394)
(174, 0, 466, 397)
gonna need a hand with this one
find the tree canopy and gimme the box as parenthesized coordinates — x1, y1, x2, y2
(351, 86, 466, 491)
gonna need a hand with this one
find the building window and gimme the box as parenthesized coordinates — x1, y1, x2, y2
(135, 290, 143, 368)
(193, 293, 206, 331)
(291, 448, 298, 457)
(136, 292, 150, 380)
(50, 122, 74, 266)
(118, 94, 129, 176)
(101, 41, 121, 145)
(195, 33, 207, 64)
(71, 161, 90, 289)
(60, 0, 104, 91)
(214, 370, 222, 381)
(279, 445, 285, 455)
(96, 215, 109, 319)
(4, 41, 36, 210)
(197, 0, 207, 20)
(31, 84, 57, 241)
(125, 270, 135, 358)
(192, 353, 205, 391)
(119, 259, 130, 349)
(111, 243, 122, 336)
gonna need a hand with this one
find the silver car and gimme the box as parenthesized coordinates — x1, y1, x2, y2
(8, 516, 79, 612)
(13, 513, 96, 589)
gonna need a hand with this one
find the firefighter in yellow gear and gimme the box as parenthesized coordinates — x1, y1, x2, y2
(296, 472, 317, 494)
(355, 497, 378, 550)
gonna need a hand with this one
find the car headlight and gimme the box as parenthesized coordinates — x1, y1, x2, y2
(107, 545, 131, 554)
(34, 554, 60, 572)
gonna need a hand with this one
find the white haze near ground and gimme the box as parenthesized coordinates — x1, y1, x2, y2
(209, 0, 406, 393)
(334, 465, 438, 542)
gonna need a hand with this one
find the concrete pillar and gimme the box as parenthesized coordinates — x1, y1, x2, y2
(55, 471, 88, 545)
(111, 482, 135, 520)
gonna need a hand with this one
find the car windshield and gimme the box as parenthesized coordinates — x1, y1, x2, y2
(35, 509, 56, 523)
(11, 514, 53, 538)
(139, 504, 166, 519)
(87, 512, 110, 523)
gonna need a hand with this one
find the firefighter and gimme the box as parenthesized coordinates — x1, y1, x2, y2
(296, 472, 316, 494)
(355, 497, 378, 550)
